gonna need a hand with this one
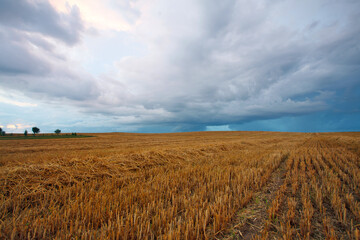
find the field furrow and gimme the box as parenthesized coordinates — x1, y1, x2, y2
(0, 132, 359, 239)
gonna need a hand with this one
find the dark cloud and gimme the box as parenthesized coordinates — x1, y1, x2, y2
(0, 28, 99, 101)
(0, 0, 95, 101)
(0, 0, 360, 132)
(229, 111, 360, 133)
(0, 0, 83, 45)
(0, 28, 52, 75)
(109, 0, 360, 129)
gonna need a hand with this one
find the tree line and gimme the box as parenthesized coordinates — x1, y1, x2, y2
(0, 127, 62, 136)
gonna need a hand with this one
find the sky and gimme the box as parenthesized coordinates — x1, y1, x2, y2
(0, 0, 360, 133)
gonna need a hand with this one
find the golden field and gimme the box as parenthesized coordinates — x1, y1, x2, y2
(0, 131, 359, 239)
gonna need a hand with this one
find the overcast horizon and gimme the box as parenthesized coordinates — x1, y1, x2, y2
(1, 0, 360, 134)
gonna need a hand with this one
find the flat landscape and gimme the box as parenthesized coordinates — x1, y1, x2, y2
(1, 131, 360, 239)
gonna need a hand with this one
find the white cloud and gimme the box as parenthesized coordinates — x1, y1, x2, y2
(48, 0, 139, 31)
(6, 124, 16, 129)
(0, 96, 37, 107)
(206, 125, 231, 131)
(5, 123, 32, 132)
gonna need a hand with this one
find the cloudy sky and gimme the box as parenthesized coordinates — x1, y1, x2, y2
(0, 0, 359, 133)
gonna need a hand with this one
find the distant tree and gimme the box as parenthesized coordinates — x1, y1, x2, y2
(1, 131, 5, 136)
(0, 127, 2, 133)
(72, 132, 77, 136)
(55, 129, 61, 135)
(24, 130, 28, 136)
(32, 127, 40, 135)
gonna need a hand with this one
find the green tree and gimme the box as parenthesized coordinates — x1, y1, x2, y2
(55, 129, 61, 135)
(32, 127, 40, 135)
(24, 130, 28, 136)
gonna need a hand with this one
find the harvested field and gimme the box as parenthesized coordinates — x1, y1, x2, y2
(0, 131, 359, 239)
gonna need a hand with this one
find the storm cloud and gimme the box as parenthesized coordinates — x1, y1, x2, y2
(0, 0, 360, 132)
(0, 0, 83, 45)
